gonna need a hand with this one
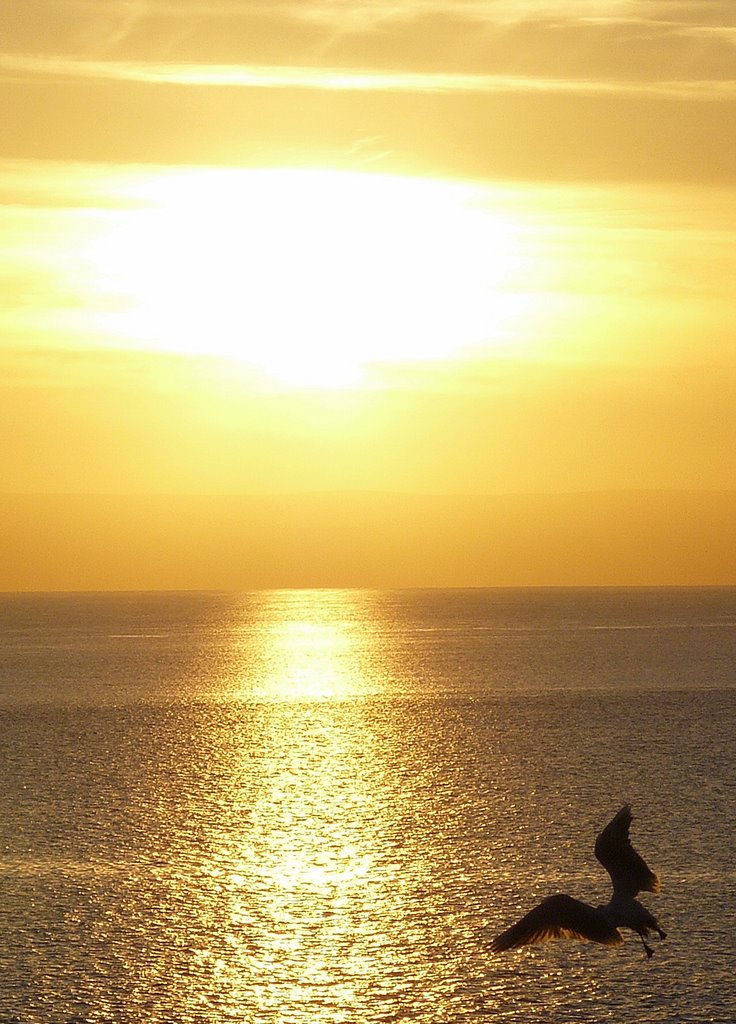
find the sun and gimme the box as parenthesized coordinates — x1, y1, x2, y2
(85, 168, 530, 388)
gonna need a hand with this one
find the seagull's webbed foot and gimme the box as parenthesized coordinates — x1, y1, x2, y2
(657, 928, 667, 941)
(638, 934, 655, 959)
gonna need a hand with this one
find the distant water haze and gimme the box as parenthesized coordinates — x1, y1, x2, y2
(2, 490, 735, 591)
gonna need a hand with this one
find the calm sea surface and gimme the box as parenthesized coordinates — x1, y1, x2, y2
(0, 588, 734, 1023)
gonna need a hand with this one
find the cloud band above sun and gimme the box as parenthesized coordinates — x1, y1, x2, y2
(2, 52, 734, 102)
(3, 0, 734, 185)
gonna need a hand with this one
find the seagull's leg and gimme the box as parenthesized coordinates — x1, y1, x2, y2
(657, 927, 667, 941)
(638, 932, 655, 959)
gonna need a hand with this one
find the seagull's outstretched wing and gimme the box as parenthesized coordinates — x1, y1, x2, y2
(594, 804, 660, 898)
(490, 894, 623, 953)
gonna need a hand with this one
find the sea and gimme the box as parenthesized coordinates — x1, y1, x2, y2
(0, 587, 734, 1024)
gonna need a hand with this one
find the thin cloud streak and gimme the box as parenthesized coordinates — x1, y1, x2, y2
(12, 0, 735, 41)
(52, 0, 731, 27)
(2, 52, 734, 100)
(285, 0, 736, 36)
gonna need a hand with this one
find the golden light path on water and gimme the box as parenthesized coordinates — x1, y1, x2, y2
(245, 590, 372, 702)
(216, 591, 418, 1019)
(185, 589, 483, 1021)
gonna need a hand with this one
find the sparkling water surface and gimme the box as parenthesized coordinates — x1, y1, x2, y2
(1, 588, 734, 1022)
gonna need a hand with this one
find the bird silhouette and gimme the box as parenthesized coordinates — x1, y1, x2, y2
(490, 805, 666, 959)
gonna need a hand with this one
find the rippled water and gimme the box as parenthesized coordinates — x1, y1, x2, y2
(1, 588, 734, 1022)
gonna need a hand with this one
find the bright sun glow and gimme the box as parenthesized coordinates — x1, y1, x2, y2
(84, 168, 535, 388)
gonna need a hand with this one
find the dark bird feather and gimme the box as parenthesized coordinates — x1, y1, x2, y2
(490, 894, 624, 953)
(594, 803, 660, 898)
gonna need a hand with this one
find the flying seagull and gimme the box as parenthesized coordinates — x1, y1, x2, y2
(490, 805, 666, 959)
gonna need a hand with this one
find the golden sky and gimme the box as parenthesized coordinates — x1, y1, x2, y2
(1, 1, 735, 587)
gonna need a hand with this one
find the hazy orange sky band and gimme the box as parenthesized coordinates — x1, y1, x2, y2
(1, 0, 735, 589)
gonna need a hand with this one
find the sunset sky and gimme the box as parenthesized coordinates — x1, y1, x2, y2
(2, 0, 735, 589)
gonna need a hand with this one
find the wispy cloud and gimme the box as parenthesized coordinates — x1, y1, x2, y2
(51, 0, 636, 18)
(18, 0, 736, 36)
(282, 0, 637, 29)
(161, 0, 736, 34)
(2, 52, 734, 100)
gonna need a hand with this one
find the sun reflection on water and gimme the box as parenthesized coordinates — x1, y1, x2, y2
(236, 712, 383, 1016)
(241, 589, 377, 702)
(210, 590, 412, 1018)
(113, 589, 510, 1020)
